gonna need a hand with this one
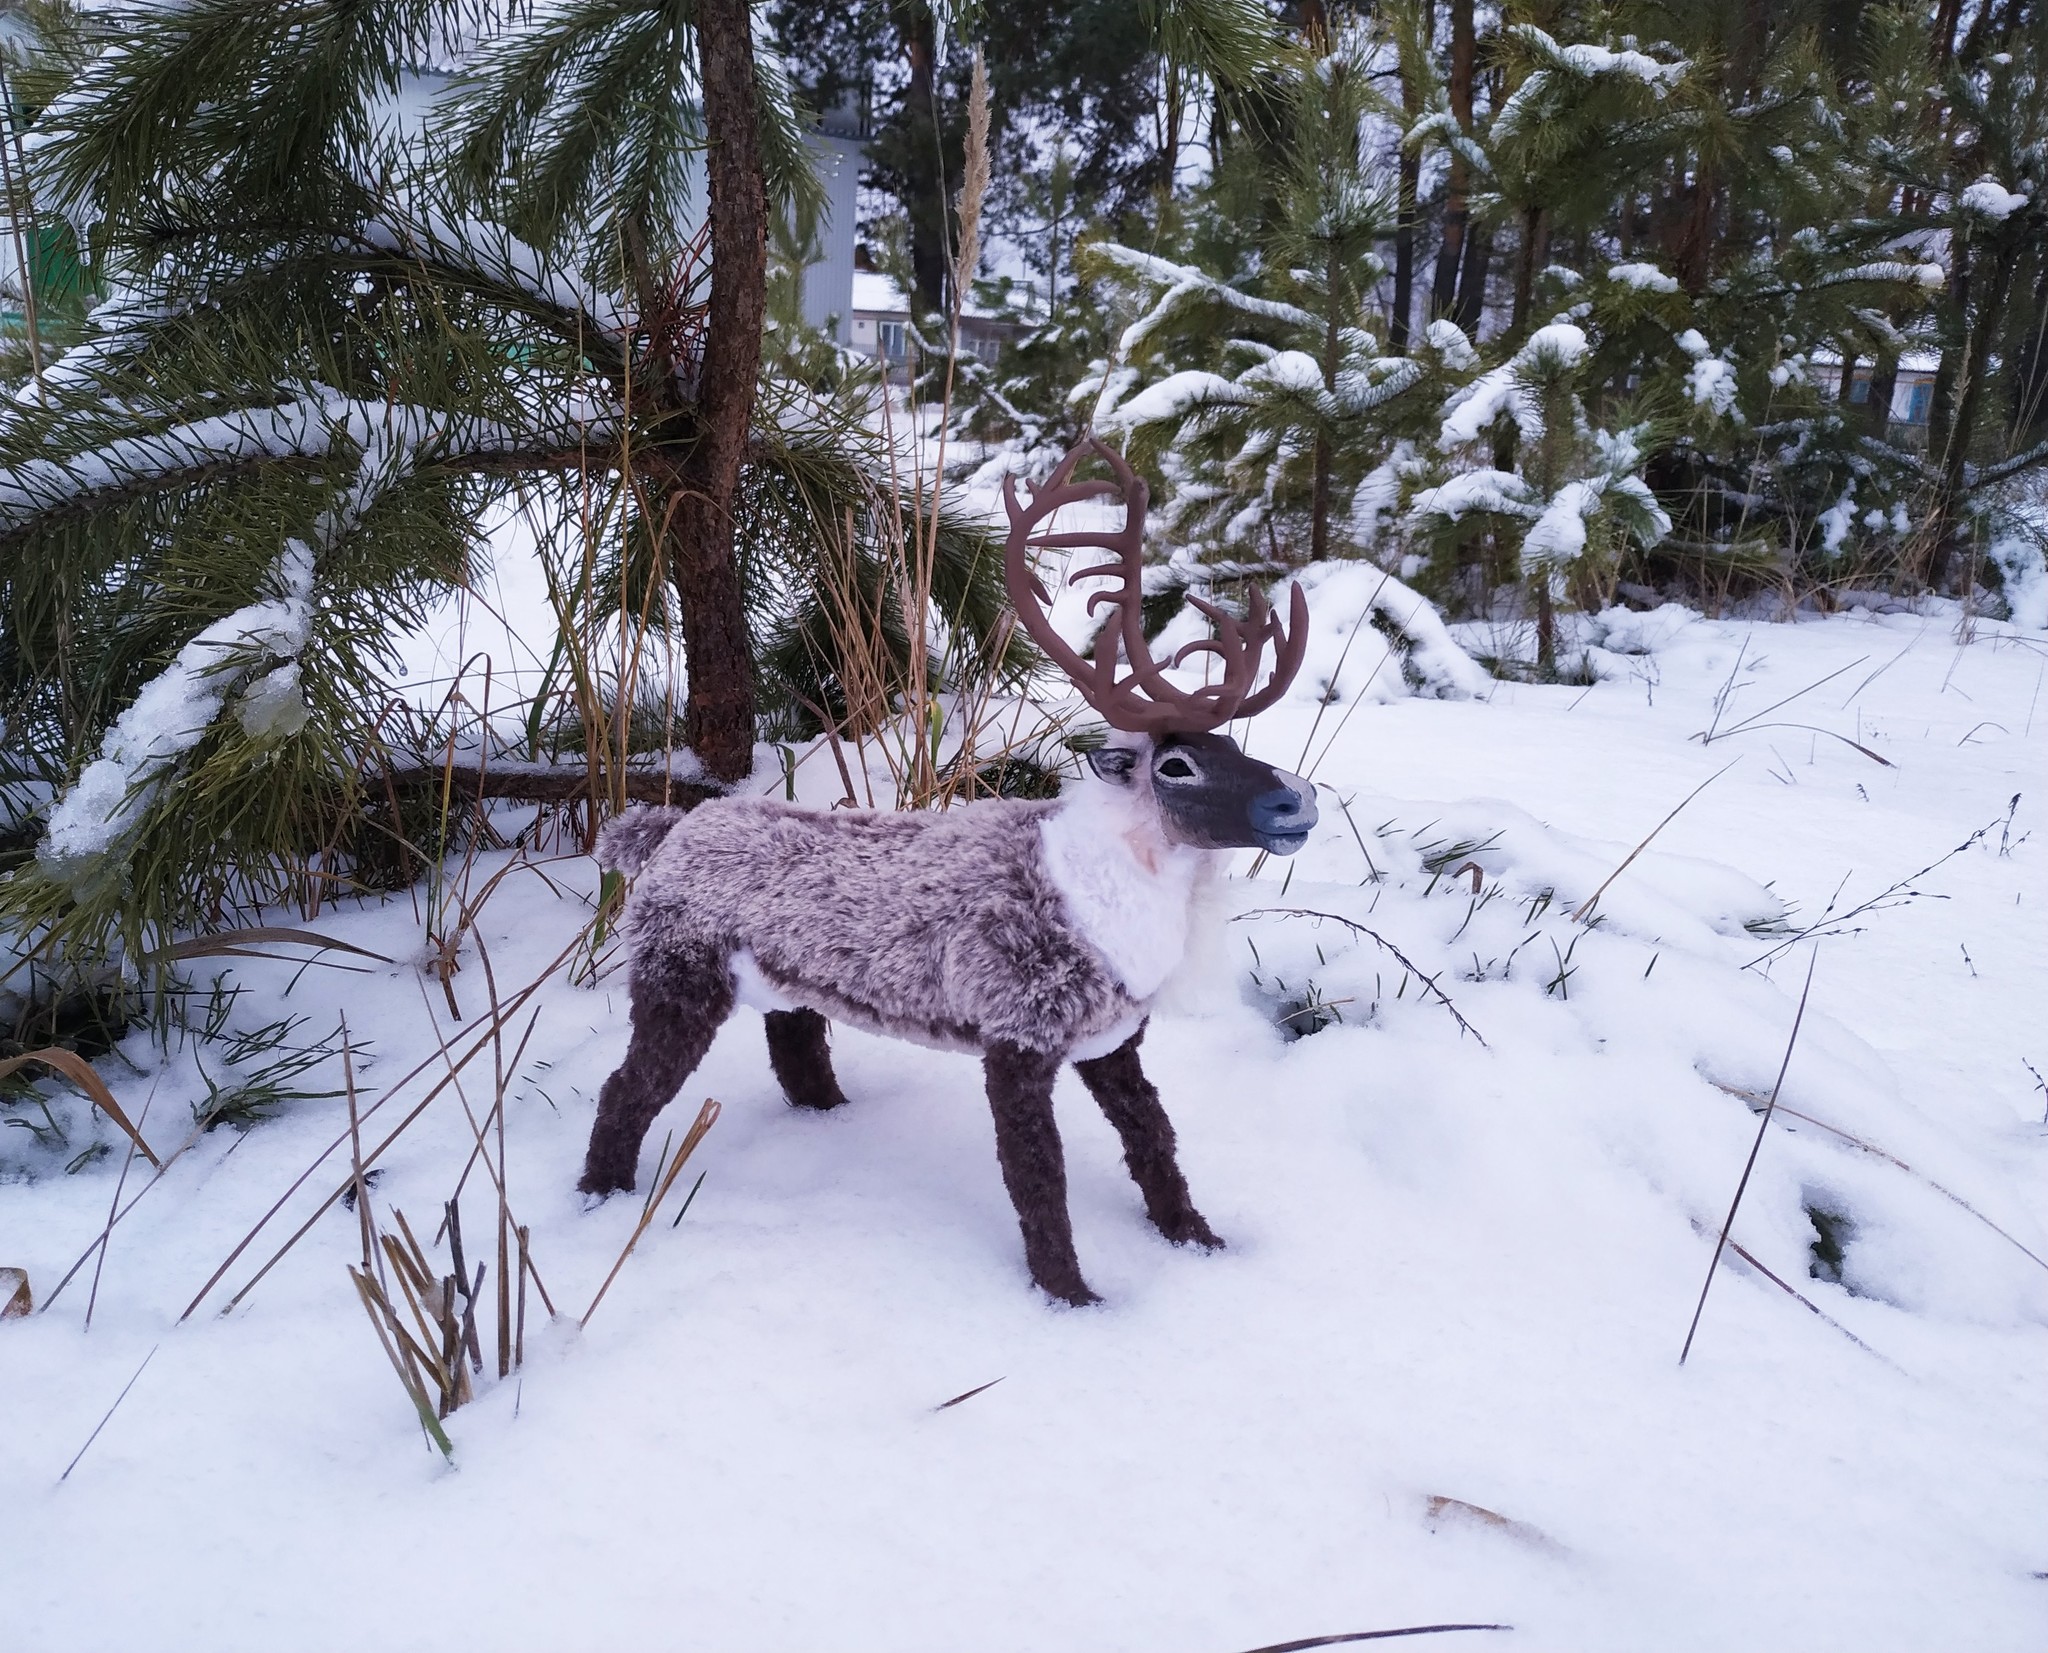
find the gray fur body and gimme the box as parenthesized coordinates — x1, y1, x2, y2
(608, 795, 1146, 1057)
(580, 733, 1315, 1305)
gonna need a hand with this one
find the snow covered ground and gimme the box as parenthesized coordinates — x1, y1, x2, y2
(4, 592, 2045, 1652)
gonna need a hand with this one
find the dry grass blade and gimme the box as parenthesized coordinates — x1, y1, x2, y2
(1698, 653, 1868, 744)
(1723, 1237, 1891, 1365)
(1423, 1495, 1565, 1554)
(581, 1098, 721, 1330)
(1747, 813, 2003, 971)
(1570, 759, 1737, 923)
(1704, 1080, 2048, 1274)
(59, 1343, 158, 1482)
(146, 927, 395, 965)
(0, 1048, 161, 1169)
(183, 926, 589, 1322)
(349, 1265, 454, 1458)
(343, 1024, 376, 1275)
(1681, 947, 1819, 1365)
(934, 1376, 1004, 1411)
(1236, 909, 1487, 1046)
(85, 1079, 161, 1331)
(1227, 1626, 1511, 1652)
(1704, 721, 1895, 766)
(411, 978, 559, 1317)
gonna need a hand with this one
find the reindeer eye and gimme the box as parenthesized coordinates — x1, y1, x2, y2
(1157, 757, 1196, 780)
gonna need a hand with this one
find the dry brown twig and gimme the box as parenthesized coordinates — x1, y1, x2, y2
(1680, 946, 1819, 1365)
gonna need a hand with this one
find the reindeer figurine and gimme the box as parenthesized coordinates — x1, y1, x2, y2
(579, 438, 1317, 1305)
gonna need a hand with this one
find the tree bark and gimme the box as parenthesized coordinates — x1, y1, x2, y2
(1391, 22, 1424, 353)
(899, 5, 947, 318)
(1510, 204, 1546, 336)
(1454, 221, 1491, 335)
(667, 0, 767, 783)
(1312, 240, 1339, 561)
(1431, 0, 1477, 324)
(1928, 232, 2017, 590)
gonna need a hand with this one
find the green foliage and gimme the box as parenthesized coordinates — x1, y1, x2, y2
(0, 0, 1014, 985)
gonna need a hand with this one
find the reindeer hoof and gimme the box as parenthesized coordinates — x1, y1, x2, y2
(1165, 1213, 1224, 1249)
(577, 1168, 635, 1204)
(1037, 1273, 1103, 1308)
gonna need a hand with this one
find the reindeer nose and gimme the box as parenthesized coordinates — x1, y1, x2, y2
(1249, 782, 1317, 850)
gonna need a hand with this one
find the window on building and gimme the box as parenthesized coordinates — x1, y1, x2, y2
(877, 321, 909, 363)
(1848, 373, 1871, 404)
(1906, 382, 1933, 425)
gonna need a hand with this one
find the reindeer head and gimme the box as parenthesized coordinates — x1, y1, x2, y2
(1003, 439, 1318, 856)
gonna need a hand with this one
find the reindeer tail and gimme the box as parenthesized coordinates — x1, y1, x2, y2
(595, 806, 690, 876)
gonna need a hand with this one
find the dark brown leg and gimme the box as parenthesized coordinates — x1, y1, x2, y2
(579, 948, 734, 1197)
(764, 1008, 849, 1110)
(983, 1041, 1099, 1307)
(1074, 1025, 1221, 1249)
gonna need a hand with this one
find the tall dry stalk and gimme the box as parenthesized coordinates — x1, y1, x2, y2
(903, 52, 991, 805)
(784, 53, 1076, 816)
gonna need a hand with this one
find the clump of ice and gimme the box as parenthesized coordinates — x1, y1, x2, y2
(237, 662, 312, 739)
(1818, 483, 1858, 554)
(1422, 319, 1479, 371)
(1521, 321, 1589, 369)
(1593, 602, 1697, 654)
(1279, 561, 1495, 704)
(40, 542, 318, 865)
(1687, 354, 1738, 414)
(1523, 479, 1598, 566)
(1958, 178, 2030, 221)
(1988, 532, 2048, 628)
(1608, 261, 1679, 293)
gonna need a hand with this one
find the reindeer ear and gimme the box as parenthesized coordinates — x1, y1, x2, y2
(1085, 746, 1141, 784)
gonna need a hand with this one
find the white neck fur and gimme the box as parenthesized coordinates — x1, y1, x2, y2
(1038, 767, 1210, 1002)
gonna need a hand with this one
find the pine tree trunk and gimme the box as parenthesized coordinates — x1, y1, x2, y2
(1392, 150, 1417, 353)
(1928, 235, 2017, 591)
(1510, 205, 1546, 335)
(1676, 160, 1717, 295)
(901, 7, 947, 319)
(1934, 0, 1965, 63)
(1431, 0, 1477, 323)
(1434, 161, 1469, 322)
(1535, 581, 1556, 677)
(666, 0, 767, 783)
(1391, 35, 1422, 353)
(1312, 241, 1340, 561)
(1454, 223, 1491, 335)
(1866, 359, 1897, 440)
(1310, 433, 1332, 563)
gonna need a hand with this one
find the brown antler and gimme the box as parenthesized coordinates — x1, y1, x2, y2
(1002, 437, 1309, 735)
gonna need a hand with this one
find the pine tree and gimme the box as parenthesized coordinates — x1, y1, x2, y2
(1407, 320, 1669, 675)
(0, 0, 1011, 975)
(1078, 32, 1457, 568)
